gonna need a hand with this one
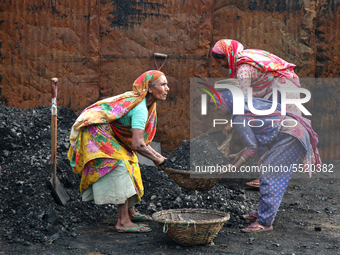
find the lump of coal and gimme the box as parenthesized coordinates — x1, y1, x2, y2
(163, 139, 231, 170)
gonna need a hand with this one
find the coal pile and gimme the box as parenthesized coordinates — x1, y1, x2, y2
(0, 103, 258, 247)
(139, 164, 257, 227)
(0, 104, 118, 246)
(163, 139, 231, 170)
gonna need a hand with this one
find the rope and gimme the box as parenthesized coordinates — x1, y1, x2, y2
(163, 219, 169, 233)
(162, 219, 197, 233)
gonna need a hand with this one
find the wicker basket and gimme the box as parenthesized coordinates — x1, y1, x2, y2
(164, 168, 221, 190)
(163, 131, 232, 190)
(152, 208, 230, 246)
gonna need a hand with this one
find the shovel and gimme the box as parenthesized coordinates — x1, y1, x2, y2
(49, 77, 70, 206)
(153, 52, 168, 70)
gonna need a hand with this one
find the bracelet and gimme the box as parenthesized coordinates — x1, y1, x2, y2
(240, 156, 246, 163)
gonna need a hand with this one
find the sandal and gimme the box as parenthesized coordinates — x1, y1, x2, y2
(117, 224, 151, 233)
(240, 223, 273, 233)
(245, 178, 260, 188)
(242, 213, 258, 221)
(129, 207, 153, 221)
(131, 214, 153, 221)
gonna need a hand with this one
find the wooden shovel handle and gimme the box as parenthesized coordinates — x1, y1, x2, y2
(51, 78, 58, 175)
(153, 53, 168, 70)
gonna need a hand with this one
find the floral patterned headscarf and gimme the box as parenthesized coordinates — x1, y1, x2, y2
(214, 89, 282, 117)
(70, 70, 164, 140)
(212, 39, 300, 89)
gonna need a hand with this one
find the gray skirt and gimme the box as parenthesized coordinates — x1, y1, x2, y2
(82, 161, 138, 208)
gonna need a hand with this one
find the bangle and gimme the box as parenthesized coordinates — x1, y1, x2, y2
(240, 156, 246, 163)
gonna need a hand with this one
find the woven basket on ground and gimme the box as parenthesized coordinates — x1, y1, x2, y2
(164, 168, 221, 190)
(152, 208, 230, 246)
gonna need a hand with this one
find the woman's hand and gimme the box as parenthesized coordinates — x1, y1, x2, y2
(132, 129, 165, 164)
(228, 154, 240, 164)
(152, 156, 165, 168)
(223, 123, 233, 136)
(146, 144, 167, 168)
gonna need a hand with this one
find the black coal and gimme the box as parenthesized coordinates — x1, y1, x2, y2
(0, 104, 257, 246)
(163, 139, 231, 170)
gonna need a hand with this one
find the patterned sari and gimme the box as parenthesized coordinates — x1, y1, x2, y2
(68, 70, 163, 199)
(212, 39, 301, 93)
(214, 90, 322, 226)
(213, 90, 321, 174)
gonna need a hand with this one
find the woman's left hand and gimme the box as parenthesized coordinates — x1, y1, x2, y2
(228, 154, 240, 164)
(223, 123, 233, 136)
(153, 156, 165, 167)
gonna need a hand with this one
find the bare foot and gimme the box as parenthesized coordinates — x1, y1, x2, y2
(245, 178, 260, 188)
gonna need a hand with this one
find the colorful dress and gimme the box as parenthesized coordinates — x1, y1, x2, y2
(212, 39, 301, 115)
(214, 90, 321, 226)
(68, 70, 163, 202)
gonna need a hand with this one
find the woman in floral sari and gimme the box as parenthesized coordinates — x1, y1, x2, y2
(213, 90, 321, 233)
(212, 39, 302, 188)
(68, 70, 169, 233)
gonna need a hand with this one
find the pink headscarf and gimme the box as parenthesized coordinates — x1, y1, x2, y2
(212, 39, 300, 89)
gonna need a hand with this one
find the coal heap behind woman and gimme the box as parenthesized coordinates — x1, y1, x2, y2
(68, 70, 169, 233)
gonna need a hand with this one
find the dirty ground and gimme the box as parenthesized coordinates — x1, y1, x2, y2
(0, 104, 339, 255)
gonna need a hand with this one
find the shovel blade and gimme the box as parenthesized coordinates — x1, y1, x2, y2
(49, 176, 70, 206)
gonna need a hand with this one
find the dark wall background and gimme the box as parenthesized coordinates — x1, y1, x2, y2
(0, 0, 339, 159)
